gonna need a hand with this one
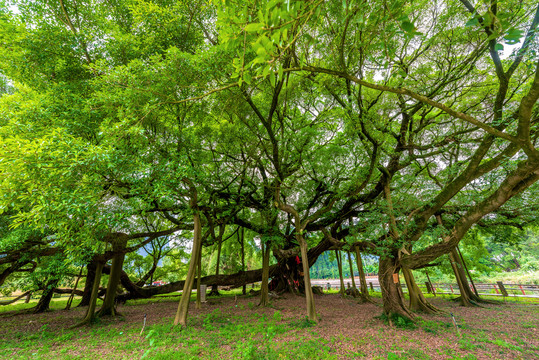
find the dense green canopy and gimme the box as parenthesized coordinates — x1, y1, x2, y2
(0, 0, 538, 322)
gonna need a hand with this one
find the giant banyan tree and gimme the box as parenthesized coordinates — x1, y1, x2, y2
(1, 0, 538, 326)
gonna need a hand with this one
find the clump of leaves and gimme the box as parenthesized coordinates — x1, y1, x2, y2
(419, 319, 452, 334)
(376, 313, 417, 329)
(289, 317, 317, 329)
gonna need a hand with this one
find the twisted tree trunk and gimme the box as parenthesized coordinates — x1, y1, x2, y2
(401, 267, 439, 313)
(379, 256, 412, 321)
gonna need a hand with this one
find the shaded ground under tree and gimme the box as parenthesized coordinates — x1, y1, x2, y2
(1, 293, 538, 359)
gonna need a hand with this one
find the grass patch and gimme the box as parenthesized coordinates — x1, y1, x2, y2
(376, 313, 417, 329)
(419, 319, 452, 334)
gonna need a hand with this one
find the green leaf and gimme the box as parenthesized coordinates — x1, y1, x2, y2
(269, 71, 276, 87)
(245, 23, 264, 32)
(504, 28, 524, 45)
(401, 21, 415, 33)
(465, 18, 479, 27)
(243, 72, 252, 84)
(494, 43, 504, 51)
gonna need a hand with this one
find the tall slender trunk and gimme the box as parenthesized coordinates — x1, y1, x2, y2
(354, 247, 372, 302)
(65, 266, 84, 310)
(74, 261, 104, 327)
(401, 267, 438, 313)
(196, 246, 202, 309)
(209, 238, 222, 296)
(379, 256, 412, 321)
(335, 250, 345, 297)
(299, 235, 317, 322)
(457, 246, 479, 297)
(347, 251, 356, 289)
(174, 210, 202, 327)
(241, 227, 246, 295)
(259, 241, 271, 306)
(449, 248, 481, 306)
(425, 270, 436, 296)
(98, 235, 127, 317)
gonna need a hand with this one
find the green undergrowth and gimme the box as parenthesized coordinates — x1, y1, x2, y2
(376, 313, 417, 329)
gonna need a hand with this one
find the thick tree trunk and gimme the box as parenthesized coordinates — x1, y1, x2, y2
(34, 279, 58, 313)
(401, 267, 438, 313)
(335, 250, 345, 297)
(78, 262, 96, 307)
(97, 235, 128, 317)
(270, 255, 302, 294)
(354, 247, 373, 303)
(174, 211, 202, 327)
(379, 256, 412, 321)
(259, 241, 271, 306)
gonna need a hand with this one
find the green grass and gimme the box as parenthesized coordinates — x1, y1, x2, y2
(0, 307, 338, 360)
(2, 289, 538, 359)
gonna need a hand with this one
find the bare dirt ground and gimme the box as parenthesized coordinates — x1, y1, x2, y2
(1, 293, 538, 359)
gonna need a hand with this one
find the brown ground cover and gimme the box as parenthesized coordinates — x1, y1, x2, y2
(0, 293, 538, 359)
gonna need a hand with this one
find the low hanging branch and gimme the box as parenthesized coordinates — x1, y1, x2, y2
(0, 291, 32, 306)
